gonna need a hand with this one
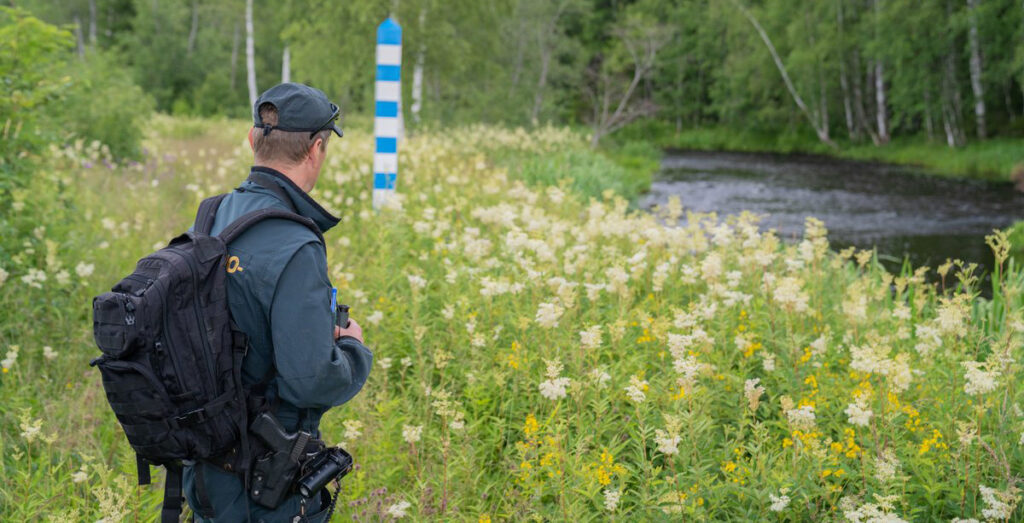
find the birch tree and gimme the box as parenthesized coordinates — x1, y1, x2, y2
(281, 46, 290, 83)
(967, 0, 987, 138)
(733, 0, 837, 148)
(245, 0, 256, 107)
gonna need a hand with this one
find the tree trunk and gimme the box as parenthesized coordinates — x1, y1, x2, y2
(187, 1, 199, 57)
(924, 88, 935, 142)
(74, 15, 86, 59)
(875, 61, 889, 143)
(230, 22, 240, 91)
(966, 0, 987, 138)
(836, 0, 857, 140)
(852, 50, 880, 144)
(531, 37, 552, 125)
(245, 0, 257, 107)
(88, 0, 97, 48)
(411, 9, 425, 124)
(733, 1, 837, 148)
(281, 46, 290, 83)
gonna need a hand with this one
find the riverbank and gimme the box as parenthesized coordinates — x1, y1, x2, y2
(613, 121, 1024, 183)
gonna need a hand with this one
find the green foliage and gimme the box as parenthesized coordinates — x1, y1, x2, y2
(62, 52, 153, 158)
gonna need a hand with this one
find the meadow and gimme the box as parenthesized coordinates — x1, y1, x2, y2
(1, 117, 1023, 521)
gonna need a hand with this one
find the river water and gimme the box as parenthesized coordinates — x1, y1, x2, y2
(639, 150, 1024, 276)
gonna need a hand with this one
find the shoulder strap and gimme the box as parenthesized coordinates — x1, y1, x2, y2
(194, 194, 228, 235)
(217, 208, 324, 245)
(247, 171, 298, 214)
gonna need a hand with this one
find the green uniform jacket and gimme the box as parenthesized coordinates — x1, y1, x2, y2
(183, 166, 373, 522)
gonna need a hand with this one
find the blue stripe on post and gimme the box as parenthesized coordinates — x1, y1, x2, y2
(376, 137, 397, 154)
(376, 65, 401, 82)
(373, 173, 397, 189)
(375, 101, 398, 117)
(376, 18, 402, 45)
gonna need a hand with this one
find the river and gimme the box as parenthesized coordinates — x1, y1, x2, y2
(639, 150, 1024, 280)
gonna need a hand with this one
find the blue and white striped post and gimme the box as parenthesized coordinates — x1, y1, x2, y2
(373, 18, 402, 210)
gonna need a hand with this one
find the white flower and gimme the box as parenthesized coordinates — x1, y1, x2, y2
(402, 425, 423, 444)
(342, 420, 363, 441)
(539, 377, 570, 400)
(400, 357, 413, 368)
(603, 489, 621, 512)
(21, 268, 47, 289)
(786, 405, 816, 431)
(42, 346, 57, 361)
(624, 376, 648, 403)
(845, 398, 873, 427)
(654, 429, 681, 455)
(979, 485, 1015, 521)
(441, 304, 455, 320)
(535, 301, 563, 328)
(386, 500, 411, 519)
(0, 266, 7, 286)
(589, 368, 611, 388)
(874, 448, 900, 483)
(769, 492, 790, 512)
(75, 261, 95, 279)
(961, 361, 999, 396)
(366, 310, 383, 326)
(378, 357, 392, 370)
(579, 325, 602, 350)
(407, 274, 427, 290)
(762, 353, 776, 372)
(71, 470, 88, 483)
(744, 378, 765, 412)
(55, 270, 70, 286)
(2, 345, 19, 370)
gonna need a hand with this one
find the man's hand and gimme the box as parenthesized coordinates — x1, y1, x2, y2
(334, 318, 364, 344)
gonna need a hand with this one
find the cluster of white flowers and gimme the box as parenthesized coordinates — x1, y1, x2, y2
(769, 489, 791, 512)
(402, 424, 423, 444)
(845, 396, 873, 427)
(539, 359, 570, 401)
(42, 346, 57, 361)
(0, 265, 8, 287)
(535, 301, 564, 328)
(841, 494, 907, 523)
(873, 448, 900, 483)
(2, 345, 19, 371)
(75, 261, 95, 279)
(589, 368, 611, 388)
(961, 361, 1000, 396)
(786, 405, 816, 431)
(385, 500, 412, 519)
(979, 485, 1018, 521)
(342, 420, 363, 442)
(579, 325, 602, 350)
(654, 429, 681, 455)
(772, 276, 810, 314)
(407, 274, 427, 290)
(624, 375, 648, 404)
(744, 378, 765, 412)
(603, 489, 620, 512)
(21, 268, 47, 289)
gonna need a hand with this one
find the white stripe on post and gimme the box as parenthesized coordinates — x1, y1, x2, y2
(373, 18, 402, 211)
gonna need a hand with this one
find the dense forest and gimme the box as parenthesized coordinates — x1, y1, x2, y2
(11, 0, 1024, 148)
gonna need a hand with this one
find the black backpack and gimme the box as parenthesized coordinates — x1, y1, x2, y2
(90, 193, 322, 522)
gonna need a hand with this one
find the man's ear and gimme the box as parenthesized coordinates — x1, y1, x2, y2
(307, 137, 324, 163)
(247, 127, 256, 151)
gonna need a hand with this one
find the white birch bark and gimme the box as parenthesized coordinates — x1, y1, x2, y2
(281, 46, 291, 83)
(875, 61, 889, 143)
(967, 0, 987, 138)
(88, 0, 97, 48)
(230, 22, 240, 91)
(187, 1, 199, 57)
(245, 0, 257, 107)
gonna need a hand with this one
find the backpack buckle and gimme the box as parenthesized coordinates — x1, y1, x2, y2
(175, 408, 208, 427)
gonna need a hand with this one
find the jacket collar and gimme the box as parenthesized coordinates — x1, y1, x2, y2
(245, 166, 340, 234)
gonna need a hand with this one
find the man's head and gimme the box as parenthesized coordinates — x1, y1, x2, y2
(247, 83, 343, 192)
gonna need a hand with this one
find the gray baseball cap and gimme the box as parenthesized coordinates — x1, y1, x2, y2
(253, 82, 343, 138)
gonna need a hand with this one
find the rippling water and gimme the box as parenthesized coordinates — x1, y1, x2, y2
(639, 150, 1024, 277)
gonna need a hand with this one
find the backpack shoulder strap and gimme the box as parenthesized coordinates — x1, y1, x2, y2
(194, 194, 228, 235)
(217, 208, 324, 245)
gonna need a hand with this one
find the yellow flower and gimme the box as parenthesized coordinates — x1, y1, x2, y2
(523, 414, 539, 437)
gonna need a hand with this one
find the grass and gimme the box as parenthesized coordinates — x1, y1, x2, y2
(2, 117, 1023, 521)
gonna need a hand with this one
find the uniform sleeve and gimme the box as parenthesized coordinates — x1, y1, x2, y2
(269, 242, 373, 409)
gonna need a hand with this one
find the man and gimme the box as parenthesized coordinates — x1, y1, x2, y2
(182, 83, 373, 522)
